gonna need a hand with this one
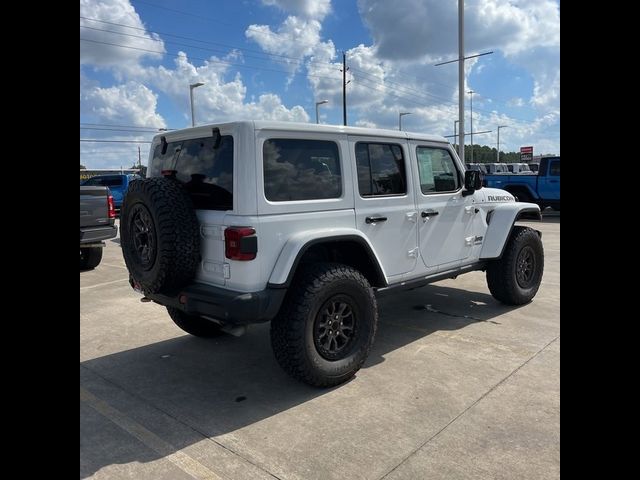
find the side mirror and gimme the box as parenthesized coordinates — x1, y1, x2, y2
(462, 170, 482, 196)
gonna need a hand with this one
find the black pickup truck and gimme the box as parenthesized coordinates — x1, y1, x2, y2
(80, 186, 117, 269)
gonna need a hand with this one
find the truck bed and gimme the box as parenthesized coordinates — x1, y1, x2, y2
(80, 186, 117, 244)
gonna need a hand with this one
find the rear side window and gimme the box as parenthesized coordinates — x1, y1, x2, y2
(416, 147, 460, 193)
(263, 139, 342, 201)
(149, 135, 234, 210)
(355, 142, 406, 196)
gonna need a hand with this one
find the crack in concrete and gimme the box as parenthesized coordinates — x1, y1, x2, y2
(415, 304, 501, 324)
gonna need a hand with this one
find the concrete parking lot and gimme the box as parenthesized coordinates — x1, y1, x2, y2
(80, 214, 559, 480)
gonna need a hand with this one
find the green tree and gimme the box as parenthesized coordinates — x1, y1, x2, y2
(80, 164, 86, 170)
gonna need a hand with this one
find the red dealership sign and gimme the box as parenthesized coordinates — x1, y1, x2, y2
(520, 146, 533, 162)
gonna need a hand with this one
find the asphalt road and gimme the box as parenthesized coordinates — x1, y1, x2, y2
(80, 213, 560, 480)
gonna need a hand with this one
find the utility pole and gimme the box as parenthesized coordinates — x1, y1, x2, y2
(138, 146, 141, 170)
(434, 0, 492, 163)
(468, 90, 474, 162)
(453, 120, 459, 148)
(496, 125, 508, 162)
(342, 52, 349, 126)
(458, 0, 464, 162)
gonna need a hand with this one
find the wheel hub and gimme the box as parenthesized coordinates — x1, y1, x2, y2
(130, 204, 156, 269)
(516, 245, 535, 288)
(314, 297, 357, 360)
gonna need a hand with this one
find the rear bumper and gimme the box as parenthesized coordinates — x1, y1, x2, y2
(140, 281, 287, 326)
(80, 225, 117, 244)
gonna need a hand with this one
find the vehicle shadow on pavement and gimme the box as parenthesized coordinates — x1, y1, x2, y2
(80, 283, 521, 479)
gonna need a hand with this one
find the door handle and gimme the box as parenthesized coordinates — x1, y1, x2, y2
(365, 216, 388, 224)
(549, 180, 558, 183)
(421, 211, 439, 218)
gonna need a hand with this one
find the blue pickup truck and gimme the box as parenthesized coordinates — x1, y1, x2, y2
(482, 156, 560, 210)
(80, 173, 142, 211)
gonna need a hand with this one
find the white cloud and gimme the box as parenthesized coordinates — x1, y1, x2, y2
(357, 0, 559, 60)
(81, 81, 166, 128)
(343, 0, 559, 152)
(80, 0, 165, 66)
(131, 52, 309, 124)
(507, 97, 525, 107)
(246, 16, 329, 77)
(260, 0, 332, 20)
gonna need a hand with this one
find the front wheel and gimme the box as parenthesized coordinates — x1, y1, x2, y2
(270, 263, 378, 387)
(486, 226, 544, 305)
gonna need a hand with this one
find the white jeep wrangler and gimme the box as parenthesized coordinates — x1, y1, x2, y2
(121, 121, 543, 387)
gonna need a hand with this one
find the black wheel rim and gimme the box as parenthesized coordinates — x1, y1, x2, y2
(129, 204, 157, 269)
(314, 296, 358, 361)
(516, 245, 536, 288)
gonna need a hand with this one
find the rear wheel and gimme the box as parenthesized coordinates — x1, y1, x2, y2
(487, 226, 544, 305)
(270, 263, 377, 387)
(80, 247, 103, 270)
(167, 307, 224, 337)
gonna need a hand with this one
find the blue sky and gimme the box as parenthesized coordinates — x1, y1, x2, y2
(80, 0, 560, 168)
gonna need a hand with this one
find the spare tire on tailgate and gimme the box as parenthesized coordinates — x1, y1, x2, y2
(121, 177, 200, 294)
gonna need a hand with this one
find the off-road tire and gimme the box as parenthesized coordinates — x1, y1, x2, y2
(80, 247, 103, 270)
(487, 226, 544, 305)
(167, 307, 224, 337)
(271, 263, 378, 387)
(120, 177, 200, 294)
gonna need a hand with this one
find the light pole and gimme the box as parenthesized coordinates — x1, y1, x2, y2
(453, 120, 459, 148)
(496, 125, 508, 162)
(468, 90, 474, 162)
(315, 100, 328, 124)
(399, 112, 412, 131)
(189, 82, 205, 127)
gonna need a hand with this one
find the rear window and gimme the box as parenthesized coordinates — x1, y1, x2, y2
(84, 176, 123, 187)
(149, 135, 234, 210)
(263, 138, 342, 201)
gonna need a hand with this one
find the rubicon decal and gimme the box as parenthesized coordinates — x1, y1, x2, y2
(487, 195, 514, 202)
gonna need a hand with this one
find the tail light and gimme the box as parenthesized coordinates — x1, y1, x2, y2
(107, 195, 116, 219)
(224, 227, 257, 261)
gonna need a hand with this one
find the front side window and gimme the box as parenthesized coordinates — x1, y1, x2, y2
(549, 161, 560, 176)
(355, 142, 407, 196)
(263, 139, 342, 201)
(416, 146, 461, 194)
